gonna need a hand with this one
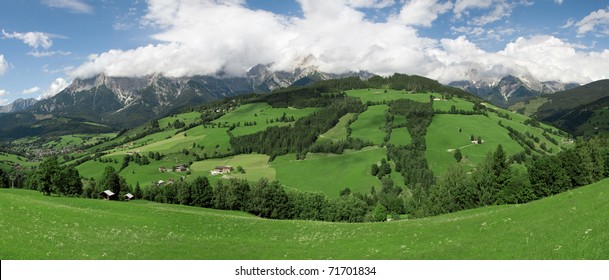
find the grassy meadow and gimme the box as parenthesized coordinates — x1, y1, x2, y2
(2, 177, 608, 260)
(349, 105, 388, 145)
(318, 113, 355, 142)
(425, 114, 524, 175)
(273, 147, 389, 197)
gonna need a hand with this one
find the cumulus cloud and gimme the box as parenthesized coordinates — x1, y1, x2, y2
(427, 35, 609, 83)
(41, 0, 93, 14)
(22, 87, 41, 94)
(68, 0, 609, 85)
(397, 0, 452, 27)
(39, 78, 69, 100)
(0, 54, 8, 75)
(574, 7, 609, 36)
(2, 30, 54, 49)
(0, 89, 8, 97)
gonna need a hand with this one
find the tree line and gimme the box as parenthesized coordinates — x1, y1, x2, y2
(419, 134, 609, 217)
(230, 97, 366, 160)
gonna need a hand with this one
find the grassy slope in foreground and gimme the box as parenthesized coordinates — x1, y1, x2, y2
(1, 178, 609, 260)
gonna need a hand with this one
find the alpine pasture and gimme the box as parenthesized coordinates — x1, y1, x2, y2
(1, 177, 608, 259)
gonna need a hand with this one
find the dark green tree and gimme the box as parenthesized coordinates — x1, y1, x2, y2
(38, 157, 61, 196)
(371, 164, 379, 176)
(192, 176, 214, 208)
(454, 148, 462, 162)
(98, 166, 123, 199)
(61, 166, 83, 196)
(248, 179, 291, 219)
(372, 203, 388, 222)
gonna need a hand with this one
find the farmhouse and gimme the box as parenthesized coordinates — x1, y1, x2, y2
(100, 190, 115, 200)
(210, 165, 233, 175)
(173, 164, 188, 172)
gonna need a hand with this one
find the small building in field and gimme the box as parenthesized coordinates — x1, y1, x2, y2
(159, 166, 168, 172)
(173, 164, 188, 172)
(210, 165, 233, 175)
(124, 193, 134, 201)
(167, 178, 175, 185)
(100, 190, 115, 200)
(158, 180, 165, 186)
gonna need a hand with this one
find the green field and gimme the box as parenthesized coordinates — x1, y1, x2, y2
(76, 155, 124, 180)
(2, 177, 608, 259)
(215, 103, 319, 137)
(426, 114, 524, 175)
(158, 112, 201, 128)
(509, 97, 550, 116)
(190, 154, 274, 185)
(431, 97, 476, 112)
(318, 113, 355, 142)
(273, 147, 390, 197)
(389, 127, 412, 146)
(0, 152, 37, 169)
(345, 88, 415, 103)
(349, 105, 388, 145)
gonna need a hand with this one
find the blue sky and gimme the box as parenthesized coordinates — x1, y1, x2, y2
(1, 0, 609, 105)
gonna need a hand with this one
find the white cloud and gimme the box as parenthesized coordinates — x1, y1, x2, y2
(452, 0, 531, 26)
(453, 0, 493, 19)
(69, 0, 609, 85)
(39, 78, 69, 100)
(0, 54, 8, 75)
(397, 0, 452, 27)
(0, 90, 10, 106)
(554, 0, 564, 5)
(345, 0, 395, 9)
(574, 7, 609, 36)
(41, 0, 93, 14)
(427, 35, 609, 83)
(2, 30, 54, 49)
(28, 50, 72, 57)
(22, 87, 41, 95)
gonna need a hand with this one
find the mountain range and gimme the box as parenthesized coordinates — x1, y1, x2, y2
(449, 74, 580, 107)
(0, 62, 372, 139)
(0, 98, 38, 113)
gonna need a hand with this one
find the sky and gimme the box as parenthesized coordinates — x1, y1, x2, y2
(1, 0, 609, 106)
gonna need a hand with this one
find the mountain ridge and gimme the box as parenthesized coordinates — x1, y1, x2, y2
(449, 75, 579, 106)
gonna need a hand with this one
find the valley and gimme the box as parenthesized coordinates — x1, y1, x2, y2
(0, 75, 605, 261)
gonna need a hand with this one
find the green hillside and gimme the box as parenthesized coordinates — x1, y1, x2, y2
(509, 79, 609, 136)
(1, 177, 608, 259)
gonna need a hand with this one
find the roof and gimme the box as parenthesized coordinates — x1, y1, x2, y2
(215, 165, 233, 169)
(101, 190, 115, 196)
(125, 193, 134, 199)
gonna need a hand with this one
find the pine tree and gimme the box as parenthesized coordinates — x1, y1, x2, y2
(454, 148, 462, 162)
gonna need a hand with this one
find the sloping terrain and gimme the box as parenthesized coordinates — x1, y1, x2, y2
(510, 80, 609, 135)
(1, 177, 608, 259)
